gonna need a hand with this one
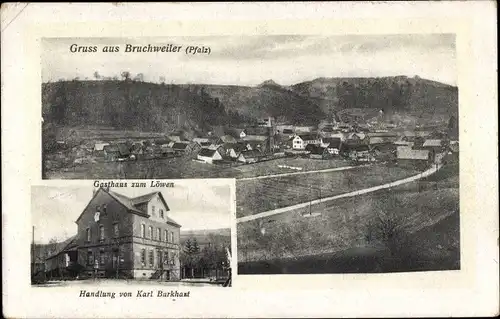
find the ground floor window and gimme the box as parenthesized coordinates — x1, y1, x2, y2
(140, 249, 146, 265)
(99, 249, 105, 265)
(148, 250, 154, 268)
(87, 250, 93, 265)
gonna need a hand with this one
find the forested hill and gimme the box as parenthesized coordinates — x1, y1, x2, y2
(42, 76, 458, 132)
(289, 76, 458, 118)
(42, 80, 251, 133)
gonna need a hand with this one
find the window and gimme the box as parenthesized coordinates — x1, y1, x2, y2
(148, 226, 153, 240)
(157, 228, 161, 241)
(159, 209, 164, 219)
(87, 250, 93, 265)
(113, 223, 119, 238)
(151, 205, 155, 217)
(99, 225, 104, 240)
(140, 249, 146, 265)
(164, 251, 169, 265)
(102, 204, 107, 214)
(141, 224, 145, 238)
(99, 249, 105, 264)
(148, 250, 154, 267)
(170, 231, 174, 243)
(157, 251, 163, 267)
(86, 228, 91, 241)
(96, 205, 100, 212)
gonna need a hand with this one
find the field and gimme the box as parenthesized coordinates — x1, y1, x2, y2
(45, 155, 352, 180)
(236, 164, 421, 218)
(237, 161, 460, 273)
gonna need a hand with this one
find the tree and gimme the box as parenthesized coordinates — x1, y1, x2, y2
(121, 71, 131, 81)
(159, 76, 166, 84)
(93, 71, 100, 80)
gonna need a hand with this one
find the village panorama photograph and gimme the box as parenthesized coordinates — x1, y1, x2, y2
(41, 34, 459, 275)
(30, 182, 233, 287)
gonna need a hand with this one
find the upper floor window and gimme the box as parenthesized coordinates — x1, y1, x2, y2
(113, 223, 119, 238)
(86, 228, 91, 241)
(102, 204, 107, 214)
(99, 225, 104, 241)
(159, 209, 164, 219)
(164, 230, 168, 243)
(170, 231, 174, 243)
(157, 228, 161, 241)
(151, 205, 156, 217)
(148, 226, 153, 240)
(141, 224, 145, 238)
(96, 205, 100, 212)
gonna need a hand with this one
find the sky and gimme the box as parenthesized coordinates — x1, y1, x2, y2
(41, 34, 457, 86)
(31, 184, 232, 244)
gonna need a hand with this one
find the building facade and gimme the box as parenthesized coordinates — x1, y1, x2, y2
(75, 188, 181, 280)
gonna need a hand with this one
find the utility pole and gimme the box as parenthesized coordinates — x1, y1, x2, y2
(31, 226, 35, 282)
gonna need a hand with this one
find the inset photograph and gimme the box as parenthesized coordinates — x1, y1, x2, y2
(31, 182, 233, 287)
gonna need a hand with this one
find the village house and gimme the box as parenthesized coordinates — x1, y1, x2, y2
(159, 145, 175, 158)
(237, 150, 263, 164)
(224, 143, 248, 159)
(207, 143, 226, 157)
(305, 144, 333, 160)
(103, 144, 131, 161)
(167, 135, 183, 143)
(321, 137, 342, 155)
(197, 148, 223, 164)
(45, 236, 79, 279)
(396, 146, 432, 168)
(192, 137, 211, 145)
(292, 134, 320, 150)
(171, 142, 201, 156)
(93, 143, 110, 156)
(294, 125, 316, 133)
(75, 188, 181, 280)
(220, 135, 237, 144)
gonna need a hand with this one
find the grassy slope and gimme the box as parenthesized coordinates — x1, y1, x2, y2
(237, 161, 460, 272)
(236, 164, 420, 217)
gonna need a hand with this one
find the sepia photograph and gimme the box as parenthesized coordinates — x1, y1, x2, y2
(31, 182, 233, 287)
(228, 34, 460, 275)
(2, 1, 498, 318)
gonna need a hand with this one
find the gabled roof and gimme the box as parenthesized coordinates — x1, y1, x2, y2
(198, 148, 218, 157)
(172, 142, 189, 150)
(108, 190, 179, 226)
(224, 143, 247, 153)
(296, 134, 318, 141)
(46, 235, 78, 260)
(239, 150, 262, 158)
(103, 143, 130, 156)
(242, 135, 268, 142)
(322, 137, 342, 148)
(423, 139, 442, 147)
(397, 146, 430, 160)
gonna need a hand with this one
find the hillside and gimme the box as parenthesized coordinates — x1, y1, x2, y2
(42, 80, 243, 133)
(42, 76, 458, 133)
(289, 76, 458, 121)
(179, 83, 325, 125)
(180, 228, 231, 246)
